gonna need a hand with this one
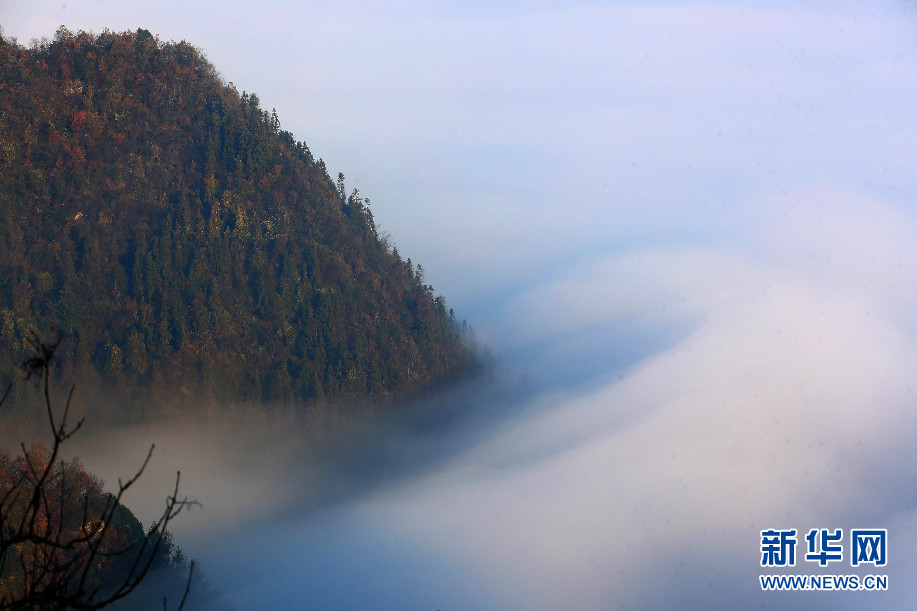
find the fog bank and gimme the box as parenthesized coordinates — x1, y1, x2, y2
(3, 1, 915, 607)
(57, 191, 912, 609)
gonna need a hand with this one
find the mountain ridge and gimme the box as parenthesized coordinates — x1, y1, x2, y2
(0, 26, 478, 413)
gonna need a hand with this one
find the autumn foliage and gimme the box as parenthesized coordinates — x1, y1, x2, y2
(0, 26, 478, 414)
(0, 444, 136, 604)
(0, 335, 200, 610)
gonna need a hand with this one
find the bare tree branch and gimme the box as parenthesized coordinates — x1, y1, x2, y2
(0, 334, 198, 610)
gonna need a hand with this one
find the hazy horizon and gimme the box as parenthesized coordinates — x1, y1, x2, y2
(3, 1, 916, 608)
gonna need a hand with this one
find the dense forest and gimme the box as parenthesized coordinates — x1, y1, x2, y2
(0, 27, 478, 414)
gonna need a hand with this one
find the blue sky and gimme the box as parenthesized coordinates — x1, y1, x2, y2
(4, 2, 917, 608)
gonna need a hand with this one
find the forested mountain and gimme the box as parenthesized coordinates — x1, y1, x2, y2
(0, 27, 477, 412)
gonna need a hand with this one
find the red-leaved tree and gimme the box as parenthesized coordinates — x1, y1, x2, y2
(0, 333, 197, 610)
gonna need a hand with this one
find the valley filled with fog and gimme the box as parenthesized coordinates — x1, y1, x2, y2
(68, 192, 917, 608)
(5, 1, 917, 608)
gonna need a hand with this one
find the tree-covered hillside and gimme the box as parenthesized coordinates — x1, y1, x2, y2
(0, 27, 477, 410)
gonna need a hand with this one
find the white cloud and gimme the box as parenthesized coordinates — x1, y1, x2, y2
(3, 2, 917, 607)
(359, 190, 917, 608)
